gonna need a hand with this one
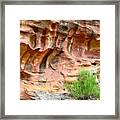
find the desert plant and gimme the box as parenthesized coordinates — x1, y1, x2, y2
(65, 69, 100, 100)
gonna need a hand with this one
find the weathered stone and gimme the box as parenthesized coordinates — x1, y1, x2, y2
(20, 20, 100, 99)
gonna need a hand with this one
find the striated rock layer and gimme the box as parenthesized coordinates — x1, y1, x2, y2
(20, 20, 100, 100)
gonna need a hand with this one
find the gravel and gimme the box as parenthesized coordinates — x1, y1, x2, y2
(33, 91, 72, 100)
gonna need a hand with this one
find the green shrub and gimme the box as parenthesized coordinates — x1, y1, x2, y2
(65, 69, 100, 100)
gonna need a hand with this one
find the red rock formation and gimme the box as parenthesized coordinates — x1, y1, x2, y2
(20, 20, 100, 98)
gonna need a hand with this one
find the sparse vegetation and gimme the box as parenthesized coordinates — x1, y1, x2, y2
(64, 69, 100, 100)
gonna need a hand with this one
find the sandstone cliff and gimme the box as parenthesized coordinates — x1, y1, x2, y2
(20, 20, 100, 100)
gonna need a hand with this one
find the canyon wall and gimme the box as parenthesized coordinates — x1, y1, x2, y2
(20, 20, 100, 99)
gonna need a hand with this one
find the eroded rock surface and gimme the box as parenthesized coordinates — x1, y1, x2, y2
(20, 20, 100, 100)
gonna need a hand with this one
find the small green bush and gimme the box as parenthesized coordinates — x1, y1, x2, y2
(65, 69, 100, 100)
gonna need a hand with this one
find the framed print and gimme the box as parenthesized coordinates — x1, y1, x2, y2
(0, 0, 119, 119)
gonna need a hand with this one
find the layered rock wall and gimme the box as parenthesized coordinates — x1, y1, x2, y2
(20, 20, 100, 98)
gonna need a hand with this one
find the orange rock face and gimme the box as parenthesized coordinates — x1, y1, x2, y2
(20, 20, 100, 99)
